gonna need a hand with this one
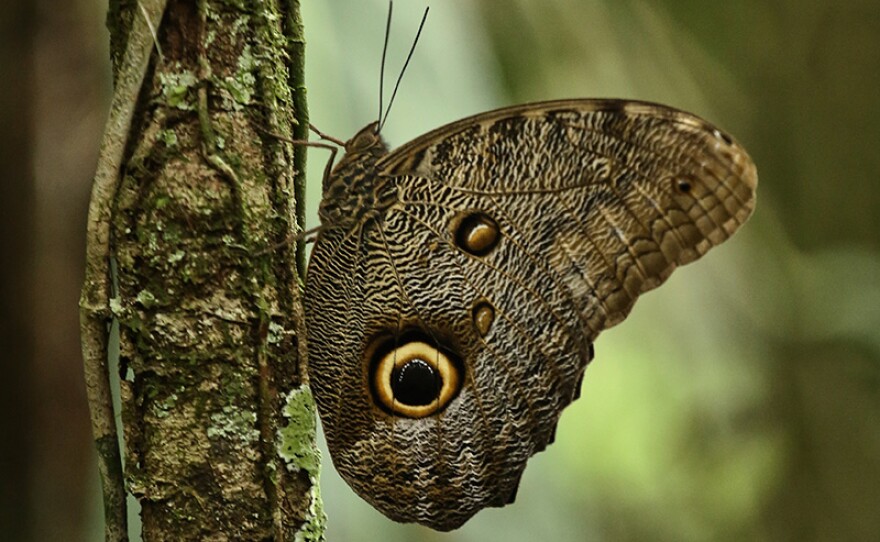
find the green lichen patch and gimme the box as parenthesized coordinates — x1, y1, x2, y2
(109, 296, 123, 317)
(208, 404, 259, 445)
(267, 321, 286, 345)
(159, 128, 179, 148)
(295, 482, 326, 542)
(159, 68, 198, 110)
(135, 288, 159, 308)
(278, 385, 326, 541)
(218, 44, 258, 110)
(278, 386, 320, 474)
(153, 392, 178, 419)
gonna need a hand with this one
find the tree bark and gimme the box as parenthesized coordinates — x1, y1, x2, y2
(81, 0, 324, 540)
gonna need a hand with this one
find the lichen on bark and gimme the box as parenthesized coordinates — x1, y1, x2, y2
(278, 386, 326, 542)
(84, 0, 323, 539)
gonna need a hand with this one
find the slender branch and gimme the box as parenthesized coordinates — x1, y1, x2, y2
(79, 1, 168, 540)
(286, 0, 309, 278)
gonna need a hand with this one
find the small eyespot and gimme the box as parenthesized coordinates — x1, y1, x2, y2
(371, 340, 461, 418)
(454, 212, 500, 256)
(472, 300, 495, 337)
(675, 178, 693, 194)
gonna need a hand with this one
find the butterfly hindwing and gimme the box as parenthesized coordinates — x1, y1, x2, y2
(304, 99, 756, 530)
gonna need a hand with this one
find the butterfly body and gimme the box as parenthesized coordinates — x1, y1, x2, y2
(304, 100, 756, 530)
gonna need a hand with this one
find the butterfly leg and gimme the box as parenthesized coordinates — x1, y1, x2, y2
(308, 122, 346, 146)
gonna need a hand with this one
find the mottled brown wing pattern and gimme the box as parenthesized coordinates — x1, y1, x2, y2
(380, 100, 756, 332)
(304, 100, 757, 531)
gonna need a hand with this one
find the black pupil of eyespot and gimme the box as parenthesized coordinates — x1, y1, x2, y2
(391, 359, 440, 406)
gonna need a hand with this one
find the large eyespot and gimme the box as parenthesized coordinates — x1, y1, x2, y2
(371, 340, 462, 418)
(454, 212, 500, 256)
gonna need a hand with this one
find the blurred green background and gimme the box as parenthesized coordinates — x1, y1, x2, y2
(2, 1, 879, 540)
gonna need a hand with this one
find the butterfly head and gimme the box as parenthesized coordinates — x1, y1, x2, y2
(327, 122, 390, 185)
(343, 121, 387, 153)
(319, 122, 392, 224)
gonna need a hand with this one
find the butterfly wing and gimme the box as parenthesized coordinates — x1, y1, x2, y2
(305, 99, 756, 530)
(380, 99, 757, 333)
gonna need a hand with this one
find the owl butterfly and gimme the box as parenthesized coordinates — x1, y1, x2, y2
(303, 98, 757, 529)
(303, 7, 757, 534)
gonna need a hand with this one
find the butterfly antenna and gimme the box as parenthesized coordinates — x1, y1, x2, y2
(378, 1, 394, 130)
(378, 6, 429, 133)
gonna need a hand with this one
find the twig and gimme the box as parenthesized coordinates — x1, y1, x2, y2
(79, 1, 168, 540)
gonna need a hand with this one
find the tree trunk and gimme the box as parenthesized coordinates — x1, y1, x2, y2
(81, 0, 324, 540)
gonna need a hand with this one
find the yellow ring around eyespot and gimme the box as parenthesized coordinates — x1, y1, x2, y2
(373, 341, 460, 419)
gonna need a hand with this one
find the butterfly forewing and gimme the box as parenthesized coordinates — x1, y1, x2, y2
(304, 99, 756, 531)
(380, 100, 756, 331)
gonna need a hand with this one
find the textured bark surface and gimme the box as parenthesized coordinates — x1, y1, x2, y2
(82, 0, 323, 539)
